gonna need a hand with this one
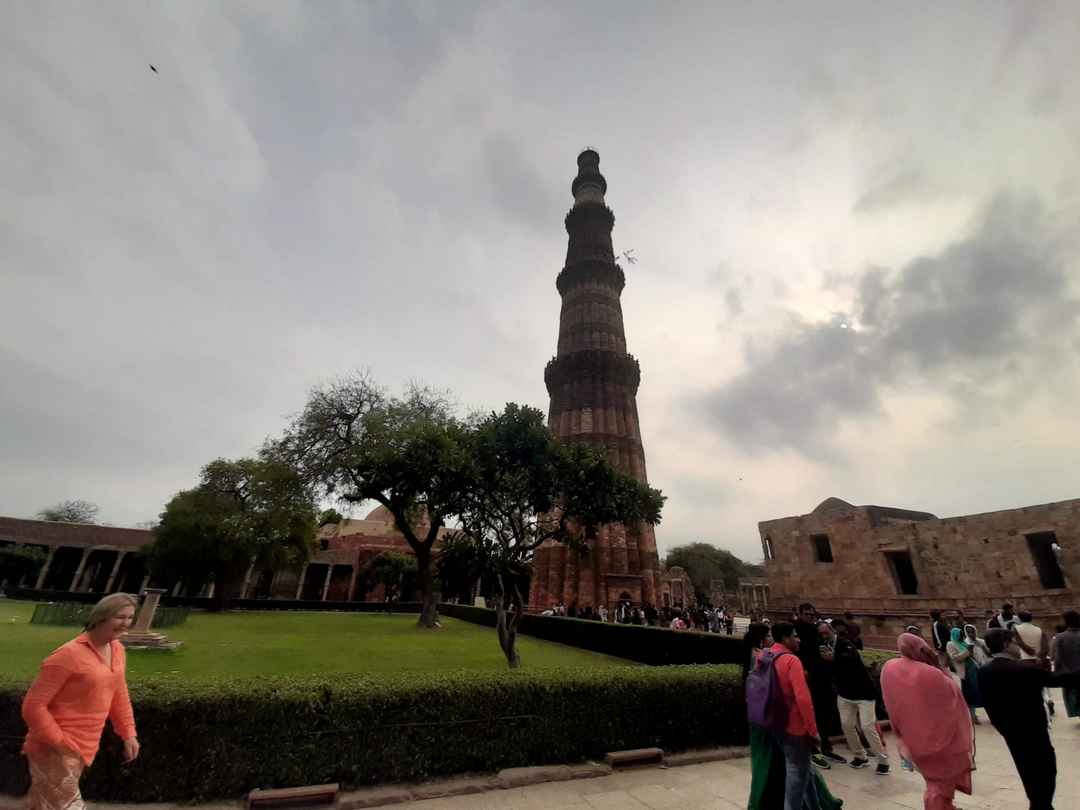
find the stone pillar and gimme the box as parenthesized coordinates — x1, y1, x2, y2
(122, 588, 180, 650)
(321, 565, 333, 601)
(295, 563, 309, 600)
(69, 547, 91, 592)
(346, 564, 359, 602)
(103, 551, 127, 593)
(132, 588, 166, 633)
(34, 547, 57, 590)
(239, 562, 255, 599)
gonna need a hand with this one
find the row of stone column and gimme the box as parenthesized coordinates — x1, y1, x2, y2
(30, 546, 143, 593)
(284, 561, 359, 602)
(737, 583, 770, 613)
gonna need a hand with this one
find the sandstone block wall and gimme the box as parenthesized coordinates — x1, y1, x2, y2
(760, 497, 1080, 647)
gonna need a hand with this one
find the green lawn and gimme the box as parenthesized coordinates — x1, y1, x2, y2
(0, 600, 635, 686)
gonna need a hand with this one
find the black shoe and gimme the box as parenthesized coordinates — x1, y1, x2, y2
(812, 753, 831, 770)
(823, 750, 847, 763)
(849, 757, 869, 769)
(876, 763, 890, 775)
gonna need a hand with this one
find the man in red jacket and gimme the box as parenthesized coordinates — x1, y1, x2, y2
(770, 622, 822, 810)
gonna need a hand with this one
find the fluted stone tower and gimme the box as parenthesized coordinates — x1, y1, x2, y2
(528, 150, 661, 611)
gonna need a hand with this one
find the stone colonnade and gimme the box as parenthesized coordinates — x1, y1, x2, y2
(2, 543, 149, 595)
(737, 579, 770, 615)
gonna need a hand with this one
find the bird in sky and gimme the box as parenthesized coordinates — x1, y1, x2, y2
(621, 249, 637, 264)
(149, 64, 158, 73)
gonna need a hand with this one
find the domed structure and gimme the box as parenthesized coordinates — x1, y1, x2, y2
(364, 504, 394, 523)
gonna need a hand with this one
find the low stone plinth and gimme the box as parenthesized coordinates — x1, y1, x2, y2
(248, 783, 338, 810)
(603, 747, 664, 768)
(121, 631, 182, 650)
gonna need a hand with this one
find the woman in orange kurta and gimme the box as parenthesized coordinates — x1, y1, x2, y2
(22, 593, 141, 810)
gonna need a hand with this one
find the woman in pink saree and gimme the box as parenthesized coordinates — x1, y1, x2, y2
(881, 633, 975, 810)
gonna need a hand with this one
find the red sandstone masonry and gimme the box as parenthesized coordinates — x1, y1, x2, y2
(528, 151, 673, 613)
(761, 497, 1080, 640)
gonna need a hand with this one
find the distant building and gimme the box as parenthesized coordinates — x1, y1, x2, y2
(658, 566, 694, 609)
(709, 577, 770, 616)
(759, 496, 1078, 647)
(0, 506, 452, 602)
(0, 517, 151, 594)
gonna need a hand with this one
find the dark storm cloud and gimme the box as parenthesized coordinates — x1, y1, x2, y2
(3, 1, 1079, 555)
(703, 193, 1080, 453)
(485, 133, 561, 231)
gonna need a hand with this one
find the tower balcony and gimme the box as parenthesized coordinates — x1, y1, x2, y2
(544, 350, 641, 393)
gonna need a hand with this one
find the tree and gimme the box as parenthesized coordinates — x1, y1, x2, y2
(370, 552, 417, 608)
(663, 542, 757, 604)
(268, 374, 471, 628)
(149, 458, 317, 609)
(36, 500, 99, 523)
(317, 508, 344, 527)
(458, 404, 665, 668)
(436, 531, 494, 605)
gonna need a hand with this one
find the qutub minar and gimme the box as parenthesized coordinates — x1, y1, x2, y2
(528, 150, 664, 611)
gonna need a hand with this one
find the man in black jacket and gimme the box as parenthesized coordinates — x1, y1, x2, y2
(795, 603, 845, 767)
(978, 628, 1080, 810)
(830, 619, 889, 774)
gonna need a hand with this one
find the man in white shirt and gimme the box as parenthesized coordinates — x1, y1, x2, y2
(1015, 609, 1055, 718)
(1015, 610, 1048, 660)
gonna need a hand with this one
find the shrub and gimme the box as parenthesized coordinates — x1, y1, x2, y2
(0, 665, 745, 801)
(8, 589, 423, 613)
(29, 603, 189, 628)
(439, 604, 745, 666)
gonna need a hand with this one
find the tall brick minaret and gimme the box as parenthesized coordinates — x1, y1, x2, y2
(529, 149, 661, 612)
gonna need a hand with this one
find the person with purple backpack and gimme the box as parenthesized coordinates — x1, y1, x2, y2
(744, 622, 843, 810)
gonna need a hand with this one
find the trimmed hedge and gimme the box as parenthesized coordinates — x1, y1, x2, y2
(439, 604, 745, 666)
(0, 665, 745, 801)
(30, 603, 189, 628)
(9, 589, 422, 613)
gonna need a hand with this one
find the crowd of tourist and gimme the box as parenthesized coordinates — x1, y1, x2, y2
(744, 600, 1080, 810)
(18, 591, 1080, 810)
(540, 599, 740, 633)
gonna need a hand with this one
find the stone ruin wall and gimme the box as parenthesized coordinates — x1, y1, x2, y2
(760, 497, 1080, 649)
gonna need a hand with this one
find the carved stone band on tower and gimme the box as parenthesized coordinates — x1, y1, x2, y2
(529, 150, 662, 613)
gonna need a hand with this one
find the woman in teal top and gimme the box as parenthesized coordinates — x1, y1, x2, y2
(946, 626, 983, 723)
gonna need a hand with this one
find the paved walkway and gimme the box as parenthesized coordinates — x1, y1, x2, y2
(371, 708, 1080, 809)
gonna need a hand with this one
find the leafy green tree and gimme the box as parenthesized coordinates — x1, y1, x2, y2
(149, 458, 317, 609)
(36, 499, 99, 523)
(370, 552, 418, 608)
(269, 374, 471, 628)
(436, 531, 494, 604)
(663, 542, 756, 603)
(458, 404, 665, 668)
(317, 508, 344, 527)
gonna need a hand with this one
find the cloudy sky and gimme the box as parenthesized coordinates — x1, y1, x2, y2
(3, 2, 1079, 562)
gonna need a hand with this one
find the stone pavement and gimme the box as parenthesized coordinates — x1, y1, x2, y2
(368, 708, 1080, 810)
